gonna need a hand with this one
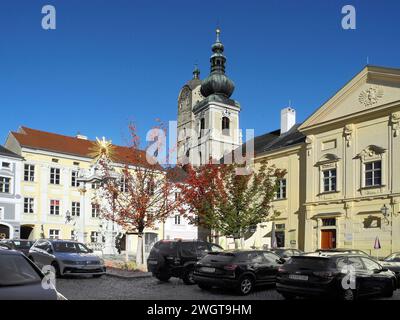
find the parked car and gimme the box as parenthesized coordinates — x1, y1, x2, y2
(270, 248, 303, 261)
(276, 253, 397, 300)
(28, 239, 106, 278)
(0, 239, 35, 256)
(193, 250, 285, 295)
(380, 252, 400, 283)
(147, 239, 223, 284)
(315, 248, 371, 257)
(0, 246, 66, 300)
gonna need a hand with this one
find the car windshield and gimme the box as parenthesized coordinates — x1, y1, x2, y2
(0, 255, 42, 286)
(286, 257, 332, 270)
(13, 241, 34, 249)
(201, 252, 236, 264)
(53, 242, 90, 253)
(384, 253, 400, 262)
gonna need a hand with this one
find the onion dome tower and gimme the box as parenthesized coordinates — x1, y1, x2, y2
(200, 28, 235, 98)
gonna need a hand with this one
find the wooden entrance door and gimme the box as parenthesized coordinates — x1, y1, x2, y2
(321, 229, 336, 249)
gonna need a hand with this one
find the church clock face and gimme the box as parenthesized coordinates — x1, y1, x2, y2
(179, 87, 191, 110)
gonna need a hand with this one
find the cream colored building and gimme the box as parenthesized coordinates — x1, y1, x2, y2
(241, 65, 400, 257)
(300, 65, 400, 257)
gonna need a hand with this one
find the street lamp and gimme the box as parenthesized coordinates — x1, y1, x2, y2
(381, 204, 390, 223)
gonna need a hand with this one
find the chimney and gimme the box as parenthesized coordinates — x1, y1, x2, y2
(281, 107, 296, 134)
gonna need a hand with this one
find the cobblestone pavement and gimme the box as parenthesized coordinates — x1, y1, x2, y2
(55, 275, 400, 300)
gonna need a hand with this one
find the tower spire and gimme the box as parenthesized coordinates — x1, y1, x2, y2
(192, 64, 200, 79)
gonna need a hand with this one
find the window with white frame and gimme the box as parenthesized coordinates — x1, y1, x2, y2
(317, 154, 340, 195)
(71, 202, 80, 217)
(275, 179, 287, 200)
(71, 170, 79, 187)
(323, 169, 337, 192)
(24, 198, 34, 214)
(174, 215, 181, 225)
(119, 176, 128, 192)
(49, 229, 60, 239)
(358, 145, 385, 189)
(91, 203, 100, 218)
(90, 231, 100, 243)
(0, 177, 11, 193)
(1, 162, 10, 169)
(24, 164, 35, 182)
(365, 161, 382, 187)
(50, 200, 60, 215)
(50, 168, 60, 185)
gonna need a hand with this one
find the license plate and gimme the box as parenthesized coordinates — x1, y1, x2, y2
(148, 260, 158, 265)
(201, 267, 215, 273)
(289, 274, 308, 281)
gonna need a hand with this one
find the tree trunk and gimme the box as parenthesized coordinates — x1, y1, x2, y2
(125, 235, 129, 262)
(234, 238, 241, 249)
(136, 233, 144, 266)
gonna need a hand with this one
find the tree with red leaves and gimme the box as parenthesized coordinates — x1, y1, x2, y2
(178, 161, 286, 248)
(95, 123, 182, 265)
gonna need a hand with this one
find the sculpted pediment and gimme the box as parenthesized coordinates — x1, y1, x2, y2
(300, 66, 400, 132)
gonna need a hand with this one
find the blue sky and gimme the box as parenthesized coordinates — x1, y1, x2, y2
(1, 0, 399, 148)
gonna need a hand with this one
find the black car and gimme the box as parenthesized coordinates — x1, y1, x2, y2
(270, 248, 303, 261)
(0, 239, 35, 256)
(147, 240, 223, 284)
(0, 246, 66, 300)
(277, 253, 398, 300)
(380, 252, 400, 282)
(315, 248, 371, 257)
(193, 250, 285, 295)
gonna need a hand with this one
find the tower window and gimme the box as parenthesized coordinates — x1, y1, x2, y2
(222, 117, 230, 135)
(200, 118, 205, 137)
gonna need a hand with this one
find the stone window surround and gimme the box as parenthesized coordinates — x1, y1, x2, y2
(357, 145, 386, 190)
(316, 154, 341, 195)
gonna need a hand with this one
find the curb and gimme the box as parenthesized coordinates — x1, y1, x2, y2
(106, 272, 152, 280)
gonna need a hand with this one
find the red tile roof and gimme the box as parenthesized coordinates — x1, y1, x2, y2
(12, 127, 161, 169)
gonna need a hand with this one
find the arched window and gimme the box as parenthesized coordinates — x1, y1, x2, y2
(199, 118, 205, 137)
(222, 116, 230, 135)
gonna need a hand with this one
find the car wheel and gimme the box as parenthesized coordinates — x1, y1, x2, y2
(342, 289, 356, 301)
(237, 276, 254, 296)
(51, 262, 61, 278)
(281, 293, 296, 300)
(182, 267, 196, 285)
(155, 273, 171, 282)
(198, 283, 212, 290)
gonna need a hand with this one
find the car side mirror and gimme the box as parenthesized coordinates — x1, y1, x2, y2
(374, 268, 385, 273)
(278, 258, 286, 264)
(380, 267, 388, 272)
(46, 248, 53, 254)
(88, 249, 93, 253)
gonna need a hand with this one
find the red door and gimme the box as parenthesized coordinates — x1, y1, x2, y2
(321, 230, 336, 249)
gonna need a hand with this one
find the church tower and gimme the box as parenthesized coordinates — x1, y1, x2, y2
(177, 28, 241, 165)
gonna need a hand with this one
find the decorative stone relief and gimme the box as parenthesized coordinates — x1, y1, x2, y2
(357, 145, 386, 161)
(343, 124, 354, 147)
(359, 86, 384, 107)
(391, 112, 400, 137)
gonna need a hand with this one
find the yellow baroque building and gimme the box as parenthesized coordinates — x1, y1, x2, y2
(239, 65, 400, 258)
(4, 127, 165, 255)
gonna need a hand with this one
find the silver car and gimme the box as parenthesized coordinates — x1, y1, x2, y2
(28, 239, 106, 278)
